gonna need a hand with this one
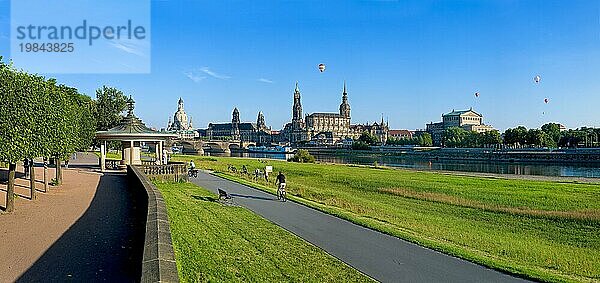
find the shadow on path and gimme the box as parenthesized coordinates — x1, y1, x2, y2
(16, 172, 147, 282)
(229, 193, 275, 201)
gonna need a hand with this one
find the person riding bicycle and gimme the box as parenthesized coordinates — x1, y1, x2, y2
(276, 171, 286, 200)
(188, 160, 198, 178)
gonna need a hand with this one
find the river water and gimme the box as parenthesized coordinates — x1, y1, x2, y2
(203, 152, 600, 178)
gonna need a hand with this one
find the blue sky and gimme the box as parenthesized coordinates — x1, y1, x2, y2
(1, 0, 599, 131)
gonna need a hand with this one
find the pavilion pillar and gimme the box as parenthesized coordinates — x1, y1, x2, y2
(160, 141, 164, 164)
(100, 141, 106, 172)
(155, 141, 160, 165)
(130, 140, 134, 165)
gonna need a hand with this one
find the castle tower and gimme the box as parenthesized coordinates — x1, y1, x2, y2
(339, 81, 351, 119)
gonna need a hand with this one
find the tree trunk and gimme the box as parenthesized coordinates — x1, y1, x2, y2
(6, 163, 16, 212)
(44, 160, 48, 192)
(55, 157, 62, 185)
(30, 160, 36, 200)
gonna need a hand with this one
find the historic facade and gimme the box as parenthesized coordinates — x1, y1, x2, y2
(281, 82, 388, 145)
(426, 108, 495, 146)
(206, 108, 272, 144)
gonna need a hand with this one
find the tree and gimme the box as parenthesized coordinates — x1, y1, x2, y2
(526, 129, 546, 146)
(95, 86, 127, 131)
(479, 130, 502, 146)
(541, 123, 560, 148)
(352, 141, 371, 150)
(419, 133, 433, 146)
(443, 127, 468, 147)
(0, 65, 48, 209)
(503, 126, 528, 146)
(358, 132, 378, 145)
(288, 149, 315, 163)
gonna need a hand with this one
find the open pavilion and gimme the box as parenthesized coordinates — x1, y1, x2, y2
(95, 96, 176, 172)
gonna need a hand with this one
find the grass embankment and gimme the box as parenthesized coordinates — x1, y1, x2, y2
(173, 155, 600, 283)
(155, 181, 372, 282)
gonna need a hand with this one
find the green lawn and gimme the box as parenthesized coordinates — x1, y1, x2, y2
(92, 150, 121, 160)
(155, 181, 373, 283)
(173, 155, 600, 283)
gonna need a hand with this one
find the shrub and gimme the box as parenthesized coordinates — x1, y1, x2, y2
(352, 141, 370, 150)
(288, 149, 315, 163)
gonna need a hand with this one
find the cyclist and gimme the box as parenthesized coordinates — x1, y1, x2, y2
(276, 171, 286, 201)
(188, 160, 197, 178)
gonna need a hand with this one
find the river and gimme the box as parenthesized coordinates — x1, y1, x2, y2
(201, 151, 600, 178)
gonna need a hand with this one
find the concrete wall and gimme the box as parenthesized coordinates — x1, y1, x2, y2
(127, 165, 179, 283)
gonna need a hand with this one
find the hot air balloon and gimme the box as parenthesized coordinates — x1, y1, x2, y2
(534, 75, 541, 84)
(544, 98, 549, 103)
(318, 63, 325, 72)
(474, 92, 480, 98)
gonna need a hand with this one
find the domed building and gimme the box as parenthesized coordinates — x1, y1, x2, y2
(167, 97, 192, 131)
(166, 97, 198, 139)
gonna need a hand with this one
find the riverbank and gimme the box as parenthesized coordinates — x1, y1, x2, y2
(173, 155, 600, 283)
(304, 147, 600, 164)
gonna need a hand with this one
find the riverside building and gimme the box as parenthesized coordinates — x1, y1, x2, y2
(426, 108, 495, 146)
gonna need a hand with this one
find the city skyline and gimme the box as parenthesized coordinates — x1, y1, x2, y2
(0, 1, 599, 131)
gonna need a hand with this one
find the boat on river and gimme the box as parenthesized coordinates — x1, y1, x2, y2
(247, 145, 295, 154)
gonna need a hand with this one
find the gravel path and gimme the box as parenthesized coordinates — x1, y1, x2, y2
(0, 153, 145, 282)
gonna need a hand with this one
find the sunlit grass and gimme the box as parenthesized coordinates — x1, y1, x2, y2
(155, 181, 373, 283)
(173, 155, 600, 283)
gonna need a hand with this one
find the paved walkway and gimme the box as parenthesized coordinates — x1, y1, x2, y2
(192, 171, 529, 283)
(0, 153, 145, 282)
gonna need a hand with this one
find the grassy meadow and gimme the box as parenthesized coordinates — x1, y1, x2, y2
(155, 181, 373, 282)
(172, 155, 600, 283)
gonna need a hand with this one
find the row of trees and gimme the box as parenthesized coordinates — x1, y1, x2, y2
(352, 131, 433, 150)
(504, 125, 600, 148)
(442, 127, 502, 148)
(0, 57, 128, 212)
(386, 133, 433, 147)
(442, 123, 600, 148)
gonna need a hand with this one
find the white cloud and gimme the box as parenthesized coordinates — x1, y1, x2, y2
(183, 71, 206, 82)
(258, 78, 274, 84)
(200, 66, 230, 79)
(109, 40, 146, 57)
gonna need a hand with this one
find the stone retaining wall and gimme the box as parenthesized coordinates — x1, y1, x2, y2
(127, 165, 179, 283)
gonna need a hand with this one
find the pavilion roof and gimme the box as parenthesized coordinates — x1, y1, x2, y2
(96, 96, 176, 140)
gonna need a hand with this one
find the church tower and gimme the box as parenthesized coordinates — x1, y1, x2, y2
(231, 107, 240, 140)
(339, 81, 351, 119)
(292, 82, 303, 123)
(257, 111, 266, 131)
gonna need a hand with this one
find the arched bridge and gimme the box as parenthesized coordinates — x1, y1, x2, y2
(176, 140, 256, 155)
